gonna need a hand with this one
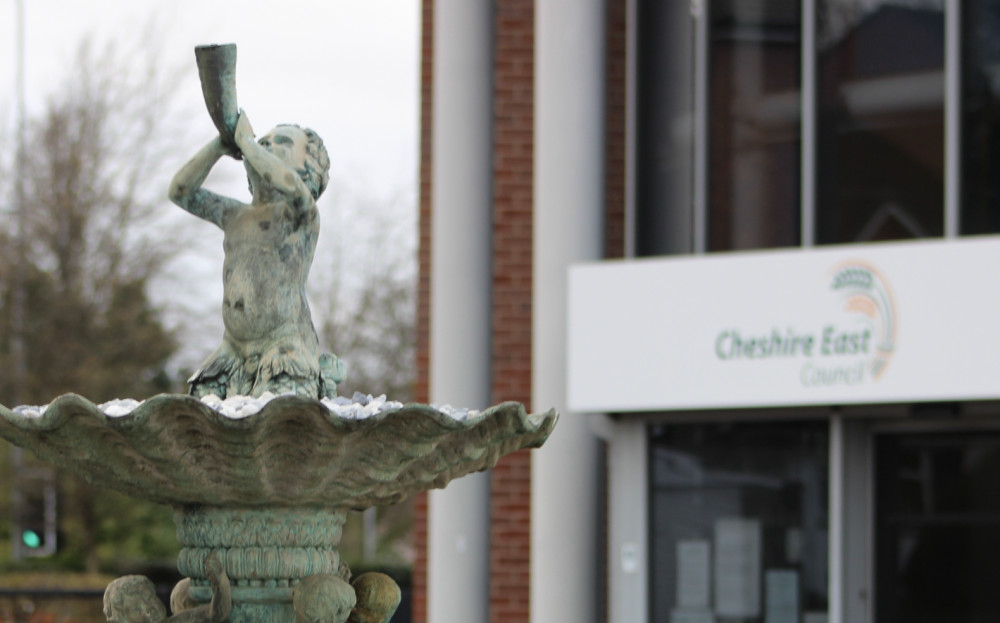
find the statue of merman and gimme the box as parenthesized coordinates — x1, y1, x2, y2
(169, 110, 343, 399)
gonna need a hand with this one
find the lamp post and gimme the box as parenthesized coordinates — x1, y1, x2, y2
(9, 0, 57, 561)
(10, 0, 28, 564)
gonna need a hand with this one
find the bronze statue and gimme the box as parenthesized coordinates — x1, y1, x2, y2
(0, 43, 559, 623)
(169, 45, 341, 399)
(348, 573, 402, 623)
(106, 555, 231, 623)
(293, 574, 356, 623)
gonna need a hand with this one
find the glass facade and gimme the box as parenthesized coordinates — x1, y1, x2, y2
(816, 0, 945, 243)
(962, 1, 1000, 235)
(708, 1, 801, 250)
(649, 421, 829, 622)
(876, 432, 1000, 622)
(634, 0, 1000, 252)
(635, 0, 696, 256)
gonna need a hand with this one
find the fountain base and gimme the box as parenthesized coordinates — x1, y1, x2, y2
(174, 506, 348, 623)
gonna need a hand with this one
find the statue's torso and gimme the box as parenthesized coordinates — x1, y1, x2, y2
(221, 201, 318, 344)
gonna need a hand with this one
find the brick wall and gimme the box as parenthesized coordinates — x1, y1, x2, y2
(489, 1, 535, 621)
(412, 0, 434, 620)
(606, 0, 628, 260)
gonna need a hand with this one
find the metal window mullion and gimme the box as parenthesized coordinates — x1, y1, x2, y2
(944, 0, 961, 238)
(693, 0, 709, 255)
(625, 0, 638, 258)
(802, 0, 817, 248)
(829, 414, 845, 623)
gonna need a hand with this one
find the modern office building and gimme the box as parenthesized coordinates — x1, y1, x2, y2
(414, 1, 1000, 622)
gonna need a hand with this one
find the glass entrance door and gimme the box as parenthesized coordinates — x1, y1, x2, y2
(875, 431, 1000, 622)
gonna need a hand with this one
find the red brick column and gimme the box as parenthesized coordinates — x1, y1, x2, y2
(605, 0, 628, 260)
(490, 2, 535, 623)
(412, 0, 435, 621)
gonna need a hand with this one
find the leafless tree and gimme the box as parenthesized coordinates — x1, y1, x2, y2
(0, 34, 189, 573)
(311, 182, 417, 403)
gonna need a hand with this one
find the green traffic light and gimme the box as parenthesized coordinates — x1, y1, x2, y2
(21, 530, 41, 549)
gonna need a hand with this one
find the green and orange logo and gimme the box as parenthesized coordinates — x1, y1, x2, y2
(830, 262, 897, 380)
(714, 260, 898, 388)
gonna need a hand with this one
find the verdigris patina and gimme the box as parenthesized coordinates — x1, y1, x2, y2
(169, 43, 341, 400)
(105, 555, 232, 623)
(347, 573, 401, 623)
(0, 43, 558, 623)
(0, 394, 555, 623)
(292, 574, 355, 623)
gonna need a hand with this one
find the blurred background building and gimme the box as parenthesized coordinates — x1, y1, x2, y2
(415, 1, 1000, 623)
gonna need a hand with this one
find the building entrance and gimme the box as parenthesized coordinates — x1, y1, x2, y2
(875, 431, 1000, 622)
(648, 420, 830, 623)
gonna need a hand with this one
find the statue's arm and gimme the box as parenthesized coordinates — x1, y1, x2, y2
(234, 111, 314, 212)
(206, 555, 232, 623)
(169, 136, 245, 229)
(167, 556, 231, 623)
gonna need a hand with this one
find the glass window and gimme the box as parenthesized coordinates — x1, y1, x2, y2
(708, 1, 802, 251)
(876, 432, 1000, 622)
(649, 421, 829, 622)
(635, 0, 697, 256)
(816, 0, 945, 244)
(961, 1, 1000, 235)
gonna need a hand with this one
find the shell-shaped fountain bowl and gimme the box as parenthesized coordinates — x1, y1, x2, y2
(0, 393, 557, 509)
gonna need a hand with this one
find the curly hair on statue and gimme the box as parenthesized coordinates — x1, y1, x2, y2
(277, 123, 330, 199)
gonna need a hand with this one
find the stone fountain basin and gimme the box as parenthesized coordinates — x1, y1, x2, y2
(1, 393, 556, 618)
(0, 393, 557, 509)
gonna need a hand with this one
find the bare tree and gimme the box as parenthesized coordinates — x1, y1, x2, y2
(311, 182, 417, 403)
(0, 35, 188, 572)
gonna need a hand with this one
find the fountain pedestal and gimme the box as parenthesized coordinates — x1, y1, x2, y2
(176, 506, 348, 623)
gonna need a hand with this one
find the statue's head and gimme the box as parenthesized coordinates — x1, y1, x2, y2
(104, 575, 166, 623)
(253, 124, 330, 199)
(293, 574, 356, 623)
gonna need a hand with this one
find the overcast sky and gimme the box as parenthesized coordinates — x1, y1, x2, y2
(0, 0, 420, 195)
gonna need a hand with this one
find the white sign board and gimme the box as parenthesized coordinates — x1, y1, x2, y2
(568, 237, 1000, 412)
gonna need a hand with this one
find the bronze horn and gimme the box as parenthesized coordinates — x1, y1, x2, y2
(195, 44, 241, 159)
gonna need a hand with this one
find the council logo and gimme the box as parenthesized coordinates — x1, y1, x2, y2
(714, 259, 898, 388)
(829, 262, 897, 380)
